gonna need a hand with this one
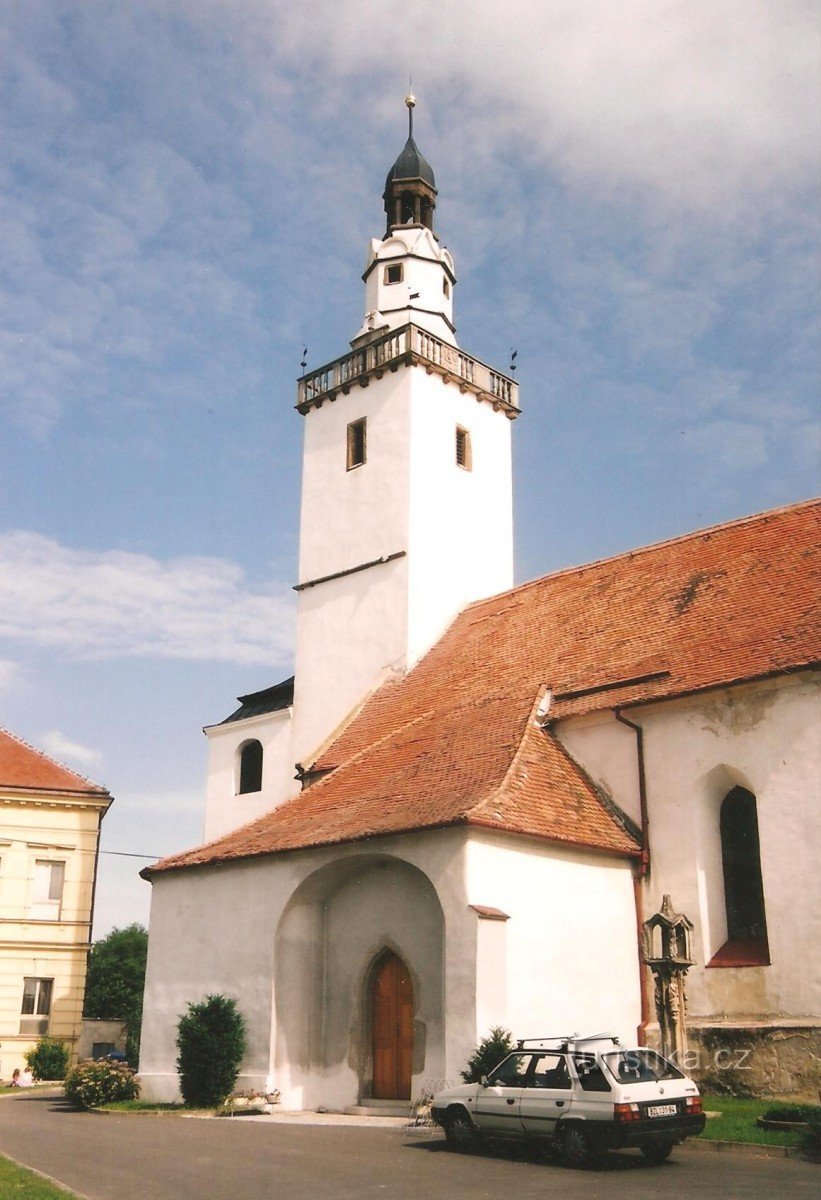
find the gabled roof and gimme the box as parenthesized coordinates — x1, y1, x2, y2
(148, 498, 820, 877)
(0, 729, 110, 797)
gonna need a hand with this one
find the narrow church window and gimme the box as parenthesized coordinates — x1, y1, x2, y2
(443, 278, 450, 298)
(709, 786, 769, 966)
(456, 426, 472, 470)
(347, 418, 367, 469)
(384, 263, 403, 285)
(238, 740, 263, 794)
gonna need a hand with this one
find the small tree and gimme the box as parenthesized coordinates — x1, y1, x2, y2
(176, 995, 246, 1107)
(461, 1026, 515, 1083)
(25, 1037, 70, 1081)
(84, 923, 148, 1066)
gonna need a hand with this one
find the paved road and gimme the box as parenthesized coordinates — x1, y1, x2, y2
(0, 1093, 817, 1200)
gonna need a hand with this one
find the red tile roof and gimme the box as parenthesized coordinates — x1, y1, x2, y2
(0, 729, 109, 797)
(149, 498, 820, 876)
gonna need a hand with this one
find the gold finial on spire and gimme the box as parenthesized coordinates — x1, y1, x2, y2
(405, 91, 416, 138)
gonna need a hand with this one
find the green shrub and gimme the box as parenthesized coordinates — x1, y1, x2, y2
(25, 1037, 71, 1081)
(461, 1026, 515, 1083)
(64, 1059, 139, 1109)
(762, 1103, 821, 1123)
(176, 994, 246, 1107)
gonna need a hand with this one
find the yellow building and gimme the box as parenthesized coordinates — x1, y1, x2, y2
(0, 730, 111, 1079)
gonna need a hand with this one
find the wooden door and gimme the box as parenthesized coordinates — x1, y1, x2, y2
(371, 952, 414, 1099)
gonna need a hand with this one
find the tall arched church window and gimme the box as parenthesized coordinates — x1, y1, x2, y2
(710, 786, 769, 966)
(238, 740, 263, 794)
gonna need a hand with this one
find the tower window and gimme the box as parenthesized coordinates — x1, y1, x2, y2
(384, 263, 403, 285)
(347, 417, 367, 469)
(443, 278, 450, 298)
(238, 739, 263, 794)
(456, 426, 472, 470)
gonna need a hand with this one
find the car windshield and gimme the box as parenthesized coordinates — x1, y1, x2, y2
(603, 1049, 684, 1083)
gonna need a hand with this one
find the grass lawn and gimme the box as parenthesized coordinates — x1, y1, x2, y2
(700, 1095, 808, 1147)
(0, 1156, 81, 1198)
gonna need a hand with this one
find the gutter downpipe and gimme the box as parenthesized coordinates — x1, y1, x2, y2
(615, 710, 651, 1046)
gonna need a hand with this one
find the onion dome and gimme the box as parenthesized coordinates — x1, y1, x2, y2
(383, 95, 437, 237)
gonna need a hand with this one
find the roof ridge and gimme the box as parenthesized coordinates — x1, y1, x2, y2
(464, 496, 821, 615)
(0, 727, 108, 793)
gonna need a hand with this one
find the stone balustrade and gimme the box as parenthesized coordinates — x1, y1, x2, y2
(297, 324, 519, 417)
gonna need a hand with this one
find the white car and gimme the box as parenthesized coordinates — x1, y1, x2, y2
(431, 1034, 706, 1167)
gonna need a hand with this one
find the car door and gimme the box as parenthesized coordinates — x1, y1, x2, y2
(519, 1053, 573, 1138)
(471, 1051, 530, 1136)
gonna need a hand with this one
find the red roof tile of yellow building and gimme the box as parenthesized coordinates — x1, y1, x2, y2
(149, 498, 820, 876)
(0, 729, 109, 796)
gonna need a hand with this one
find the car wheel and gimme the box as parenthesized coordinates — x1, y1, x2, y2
(560, 1123, 603, 1168)
(641, 1140, 675, 1164)
(444, 1108, 477, 1152)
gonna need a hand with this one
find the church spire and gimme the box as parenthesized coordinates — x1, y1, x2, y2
(383, 95, 437, 237)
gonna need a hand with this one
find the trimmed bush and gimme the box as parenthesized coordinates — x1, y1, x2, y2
(461, 1026, 515, 1083)
(25, 1037, 71, 1081)
(176, 994, 246, 1107)
(64, 1059, 139, 1109)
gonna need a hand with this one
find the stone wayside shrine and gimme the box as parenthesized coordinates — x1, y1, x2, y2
(138, 99, 821, 1108)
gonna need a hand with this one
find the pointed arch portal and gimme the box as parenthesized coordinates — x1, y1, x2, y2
(371, 951, 414, 1100)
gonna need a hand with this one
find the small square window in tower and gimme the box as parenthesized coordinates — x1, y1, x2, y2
(347, 418, 367, 470)
(455, 426, 472, 470)
(384, 263, 403, 285)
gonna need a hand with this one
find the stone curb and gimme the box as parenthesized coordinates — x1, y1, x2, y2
(684, 1137, 804, 1159)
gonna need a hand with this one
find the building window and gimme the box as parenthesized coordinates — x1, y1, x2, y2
(384, 263, 403, 285)
(443, 278, 450, 298)
(238, 740, 263, 795)
(20, 977, 53, 1036)
(347, 417, 367, 469)
(709, 786, 770, 967)
(29, 860, 65, 920)
(456, 426, 472, 470)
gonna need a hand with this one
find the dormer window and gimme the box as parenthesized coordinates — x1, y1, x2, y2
(456, 426, 472, 470)
(384, 263, 404, 285)
(347, 418, 367, 469)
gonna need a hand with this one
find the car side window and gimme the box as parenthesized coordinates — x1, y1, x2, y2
(528, 1053, 571, 1089)
(572, 1053, 612, 1092)
(488, 1052, 531, 1087)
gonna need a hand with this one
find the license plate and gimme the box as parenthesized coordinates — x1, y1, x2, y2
(647, 1104, 677, 1118)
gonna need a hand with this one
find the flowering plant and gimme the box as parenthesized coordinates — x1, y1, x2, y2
(64, 1059, 140, 1109)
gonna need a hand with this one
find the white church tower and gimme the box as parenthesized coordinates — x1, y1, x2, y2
(202, 98, 519, 840)
(291, 97, 519, 764)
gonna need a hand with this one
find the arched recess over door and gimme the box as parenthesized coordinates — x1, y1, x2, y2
(370, 950, 414, 1100)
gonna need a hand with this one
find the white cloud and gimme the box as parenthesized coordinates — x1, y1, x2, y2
(0, 658, 22, 694)
(269, 0, 819, 213)
(41, 730, 103, 770)
(0, 532, 295, 666)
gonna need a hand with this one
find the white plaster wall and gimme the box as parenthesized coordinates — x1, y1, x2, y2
(407, 369, 514, 667)
(363, 228, 456, 345)
(465, 832, 641, 1046)
(631, 674, 820, 1022)
(296, 370, 411, 585)
(291, 556, 409, 765)
(556, 713, 643, 827)
(202, 709, 297, 842)
(140, 828, 478, 1107)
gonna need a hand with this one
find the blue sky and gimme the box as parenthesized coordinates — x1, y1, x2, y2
(1, 1, 818, 935)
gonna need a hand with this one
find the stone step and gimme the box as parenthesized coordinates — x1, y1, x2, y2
(344, 1100, 412, 1118)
